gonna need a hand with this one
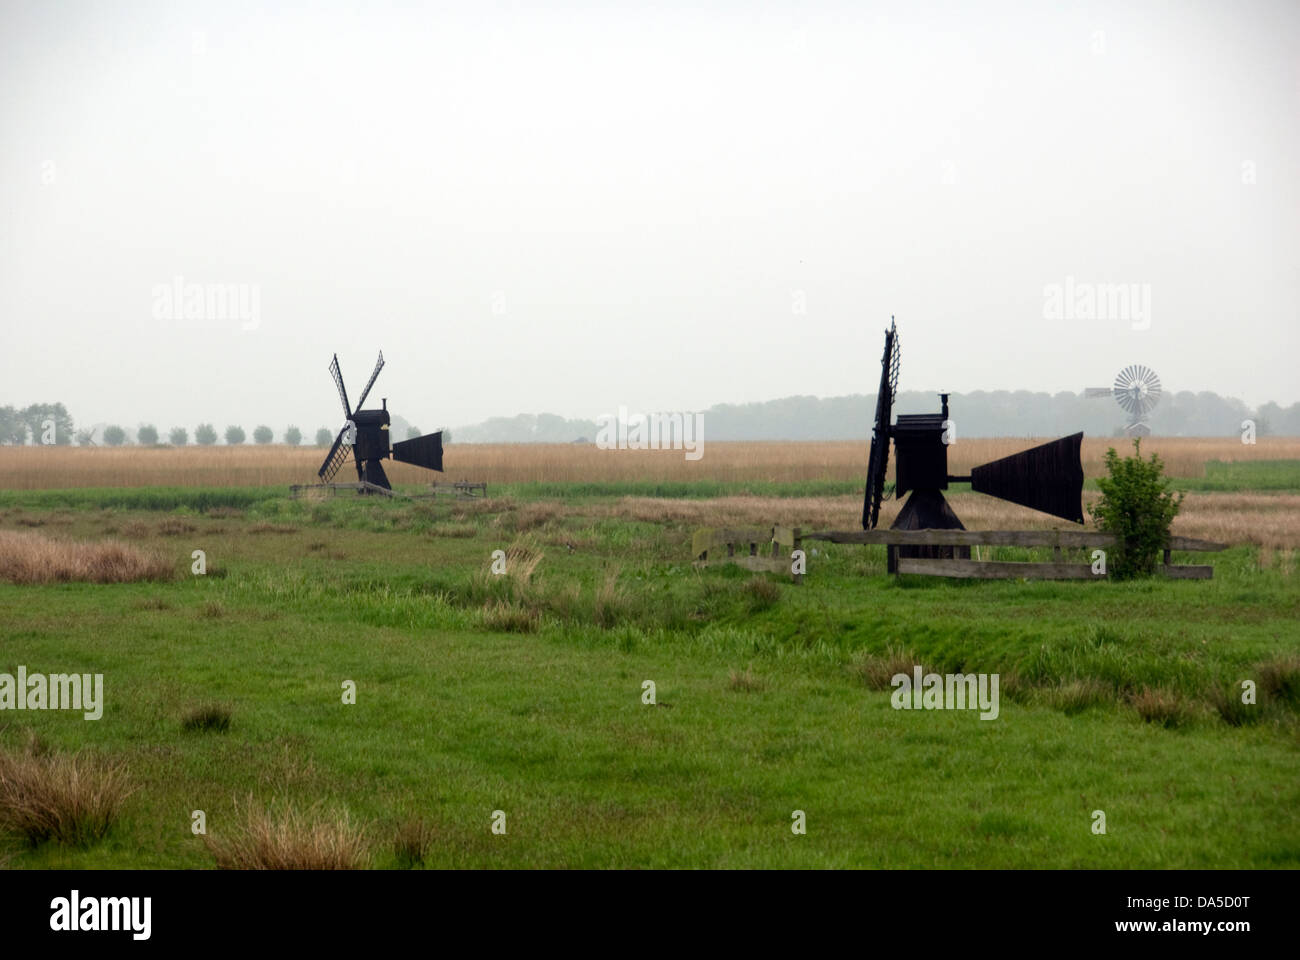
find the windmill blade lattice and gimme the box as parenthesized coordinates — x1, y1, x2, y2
(1112, 365, 1161, 418)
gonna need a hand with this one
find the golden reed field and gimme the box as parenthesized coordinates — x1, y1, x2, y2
(0, 438, 1297, 548)
(1, 437, 1298, 489)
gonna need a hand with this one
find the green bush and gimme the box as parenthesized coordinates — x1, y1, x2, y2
(1089, 438, 1184, 580)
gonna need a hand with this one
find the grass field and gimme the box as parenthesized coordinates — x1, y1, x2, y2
(0, 456, 1297, 868)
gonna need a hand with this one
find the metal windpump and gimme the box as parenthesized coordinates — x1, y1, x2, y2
(317, 351, 445, 491)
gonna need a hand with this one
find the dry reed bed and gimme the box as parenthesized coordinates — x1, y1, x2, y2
(1, 438, 1297, 488)
(0, 529, 174, 584)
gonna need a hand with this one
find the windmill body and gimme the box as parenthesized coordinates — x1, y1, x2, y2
(862, 321, 1085, 570)
(317, 351, 445, 491)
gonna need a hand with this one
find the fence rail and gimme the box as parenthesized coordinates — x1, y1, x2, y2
(692, 527, 1226, 581)
(692, 526, 803, 582)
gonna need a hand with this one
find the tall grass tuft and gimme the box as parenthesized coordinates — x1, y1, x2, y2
(854, 647, 922, 691)
(0, 748, 134, 847)
(204, 802, 370, 870)
(181, 703, 233, 733)
(0, 530, 173, 584)
(392, 816, 436, 868)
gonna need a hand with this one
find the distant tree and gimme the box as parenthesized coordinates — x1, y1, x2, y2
(74, 427, 96, 446)
(169, 427, 188, 446)
(20, 403, 74, 445)
(224, 425, 246, 445)
(103, 425, 128, 446)
(284, 426, 302, 446)
(315, 427, 333, 447)
(441, 427, 450, 445)
(253, 425, 274, 444)
(0, 406, 26, 445)
(137, 424, 159, 445)
(406, 425, 421, 439)
(195, 423, 218, 446)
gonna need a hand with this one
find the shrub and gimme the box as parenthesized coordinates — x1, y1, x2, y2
(1089, 438, 1184, 579)
(0, 748, 134, 847)
(168, 426, 188, 446)
(136, 424, 158, 445)
(195, 423, 218, 445)
(224, 425, 246, 445)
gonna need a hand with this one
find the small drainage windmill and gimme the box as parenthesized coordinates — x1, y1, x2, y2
(1084, 364, 1161, 437)
(862, 319, 1085, 570)
(315, 351, 445, 492)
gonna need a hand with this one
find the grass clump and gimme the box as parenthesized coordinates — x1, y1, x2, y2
(0, 530, 173, 584)
(204, 802, 370, 870)
(0, 748, 134, 847)
(392, 816, 436, 868)
(181, 702, 233, 733)
(1130, 686, 1193, 728)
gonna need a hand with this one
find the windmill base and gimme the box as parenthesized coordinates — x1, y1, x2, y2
(888, 489, 971, 573)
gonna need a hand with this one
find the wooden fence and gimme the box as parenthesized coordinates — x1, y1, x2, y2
(692, 527, 804, 582)
(799, 528, 1226, 579)
(691, 526, 1226, 581)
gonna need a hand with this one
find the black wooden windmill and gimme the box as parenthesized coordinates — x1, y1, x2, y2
(317, 351, 444, 491)
(862, 320, 1085, 569)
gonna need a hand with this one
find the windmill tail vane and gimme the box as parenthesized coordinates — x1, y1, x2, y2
(317, 350, 444, 490)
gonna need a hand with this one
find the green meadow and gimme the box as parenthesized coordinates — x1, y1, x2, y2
(0, 486, 1297, 868)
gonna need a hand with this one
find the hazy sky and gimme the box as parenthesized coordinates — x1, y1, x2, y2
(2, 0, 1296, 437)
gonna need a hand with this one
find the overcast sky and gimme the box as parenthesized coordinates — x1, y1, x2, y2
(2, 0, 1296, 436)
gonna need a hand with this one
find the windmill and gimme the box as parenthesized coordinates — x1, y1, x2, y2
(1083, 364, 1161, 437)
(316, 351, 444, 491)
(862, 320, 1085, 570)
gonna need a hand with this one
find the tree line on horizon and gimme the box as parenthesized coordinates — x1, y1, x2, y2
(0, 405, 432, 448)
(4, 390, 1297, 447)
(450, 390, 1300, 442)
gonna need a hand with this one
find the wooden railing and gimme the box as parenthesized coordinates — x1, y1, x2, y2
(799, 529, 1226, 580)
(692, 527, 804, 583)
